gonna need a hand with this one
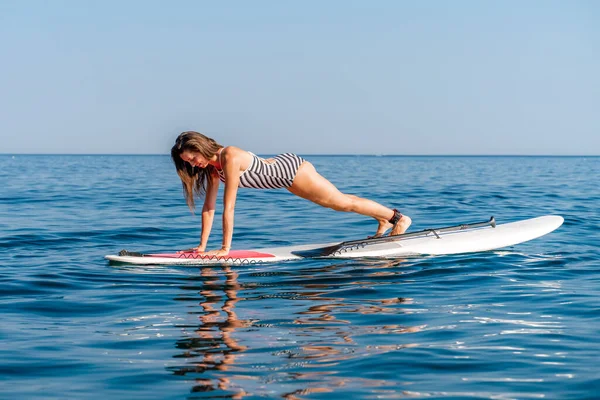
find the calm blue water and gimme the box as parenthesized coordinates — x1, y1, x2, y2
(1, 155, 598, 399)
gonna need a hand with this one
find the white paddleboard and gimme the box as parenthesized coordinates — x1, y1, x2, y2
(105, 215, 563, 266)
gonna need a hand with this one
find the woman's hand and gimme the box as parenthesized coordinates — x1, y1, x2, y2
(202, 248, 230, 257)
(177, 245, 205, 254)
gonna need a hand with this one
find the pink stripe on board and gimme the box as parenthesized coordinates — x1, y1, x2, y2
(148, 250, 276, 259)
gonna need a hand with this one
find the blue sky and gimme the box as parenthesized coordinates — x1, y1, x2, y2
(1, 1, 598, 155)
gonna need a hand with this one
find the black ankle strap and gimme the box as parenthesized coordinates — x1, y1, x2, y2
(389, 209, 403, 225)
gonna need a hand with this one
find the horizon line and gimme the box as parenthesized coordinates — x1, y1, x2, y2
(1, 153, 599, 157)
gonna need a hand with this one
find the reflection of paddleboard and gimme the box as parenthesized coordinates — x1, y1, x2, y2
(105, 215, 563, 266)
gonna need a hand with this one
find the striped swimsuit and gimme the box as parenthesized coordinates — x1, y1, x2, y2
(216, 152, 305, 189)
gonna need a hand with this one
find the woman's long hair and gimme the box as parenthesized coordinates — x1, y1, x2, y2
(171, 131, 223, 211)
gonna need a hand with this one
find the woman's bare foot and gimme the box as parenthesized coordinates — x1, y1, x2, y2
(391, 215, 412, 235)
(370, 219, 391, 238)
(371, 212, 411, 238)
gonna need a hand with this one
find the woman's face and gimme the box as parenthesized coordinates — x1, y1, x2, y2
(180, 150, 209, 169)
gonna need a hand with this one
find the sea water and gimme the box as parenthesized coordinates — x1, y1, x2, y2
(0, 155, 598, 399)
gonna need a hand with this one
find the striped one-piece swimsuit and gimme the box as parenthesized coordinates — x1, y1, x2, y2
(216, 152, 305, 189)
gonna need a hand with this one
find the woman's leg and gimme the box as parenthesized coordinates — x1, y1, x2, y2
(288, 161, 411, 236)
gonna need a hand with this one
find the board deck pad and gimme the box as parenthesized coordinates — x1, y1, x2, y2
(145, 250, 275, 259)
(105, 215, 564, 266)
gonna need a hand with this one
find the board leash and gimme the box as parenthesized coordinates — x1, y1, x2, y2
(293, 216, 496, 258)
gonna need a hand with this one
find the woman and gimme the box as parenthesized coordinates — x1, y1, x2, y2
(171, 131, 411, 256)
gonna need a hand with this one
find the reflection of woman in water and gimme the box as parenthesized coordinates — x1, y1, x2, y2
(173, 265, 248, 396)
(171, 131, 412, 256)
(171, 260, 422, 396)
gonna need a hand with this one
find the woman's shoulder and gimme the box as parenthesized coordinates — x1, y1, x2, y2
(220, 146, 253, 167)
(221, 145, 248, 159)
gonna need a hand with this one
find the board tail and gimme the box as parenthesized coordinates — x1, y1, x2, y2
(292, 217, 496, 258)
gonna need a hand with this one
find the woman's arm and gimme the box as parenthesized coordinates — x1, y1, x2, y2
(202, 147, 241, 257)
(220, 148, 241, 254)
(197, 169, 220, 251)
